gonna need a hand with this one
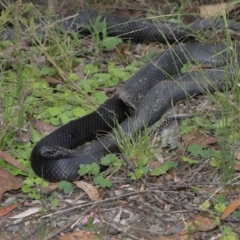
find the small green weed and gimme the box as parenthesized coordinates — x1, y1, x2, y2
(220, 227, 238, 240)
(22, 176, 49, 199)
(180, 116, 215, 135)
(150, 161, 178, 176)
(87, 15, 123, 52)
(78, 154, 124, 188)
(58, 181, 74, 194)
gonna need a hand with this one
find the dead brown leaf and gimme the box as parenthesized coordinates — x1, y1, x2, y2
(40, 183, 58, 193)
(235, 161, 240, 171)
(179, 214, 216, 234)
(45, 76, 63, 84)
(221, 198, 240, 220)
(235, 148, 240, 160)
(187, 214, 216, 231)
(74, 181, 100, 201)
(0, 169, 22, 200)
(60, 230, 99, 240)
(0, 203, 21, 217)
(28, 114, 56, 134)
(10, 207, 40, 218)
(183, 134, 217, 148)
(199, 3, 236, 18)
(157, 214, 216, 240)
(0, 151, 28, 173)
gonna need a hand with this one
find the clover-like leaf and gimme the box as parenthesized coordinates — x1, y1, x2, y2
(93, 176, 112, 188)
(150, 161, 177, 176)
(78, 162, 100, 176)
(58, 181, 73, 194)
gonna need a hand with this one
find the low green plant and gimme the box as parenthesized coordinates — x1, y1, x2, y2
(58, 181, 74, 194)
(78, 154, 124, 188)
(220, 227, 238, 240)
(22, 176, 49, 200)
(215, 219, 238, 240)
(87, 15, 123, 52)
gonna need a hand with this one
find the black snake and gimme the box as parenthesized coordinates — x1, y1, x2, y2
(4, 10, 240, 182)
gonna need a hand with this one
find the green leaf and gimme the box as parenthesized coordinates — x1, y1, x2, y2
(78, 162, 100, 176)
(200, 201, 210, 211)
(58, 181, 73, 194)
(68, 73, 79, 82)
(108, 77, 119, 86)
(150, 161, 178, 176)
(100, 154, 124, 168)
(72, 107, 87, 118)
(32, 129, 42, 142)
(97, 73, 111, 83)
(182, 156, 199, 165)
(232, 211, 240, 218)
(18, 142, 31, 149)
(84, 64, 99, 74)
(7, 165, 22, 175)
(109, 67, 127, 78)
(181, 62, 194, 73)
(22, 185, 31, 193)
(81, 81, 93, 92)
(35, 177, 48, 186)
(28, 190, 40, 200)
(216, 195, 228, 205)
(41, 67, 56, 76)
(47, 107, 61, 117)
(93, 92, 107, 104)
(214, 203, 226, 214)
(142, 52, 156, 63)
(59, 114, 70, 125)
(0, 159, 6, 167)
(101, 37, 122, 49)
(23, 178, 35, 186)
(50, 198, 59, 206)
(101, 154, 119, 165)
(93, 176, 112, 188)
(222, 226, 234, 234)
(137, 156, 148, 168)
(191, 186, 199, 193)
(128, 172, 136, 180)
(141, 166, 149, 175)
(187, 144, 217, 158)
(50, 117, 60, 126)
(187, 144, 204, 156)
(132, 168, 143, 180)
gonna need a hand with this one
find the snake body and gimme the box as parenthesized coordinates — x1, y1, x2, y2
(9, 10, 239, 182)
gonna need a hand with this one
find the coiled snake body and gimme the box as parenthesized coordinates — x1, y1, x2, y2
(11, 10, 239, 182)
